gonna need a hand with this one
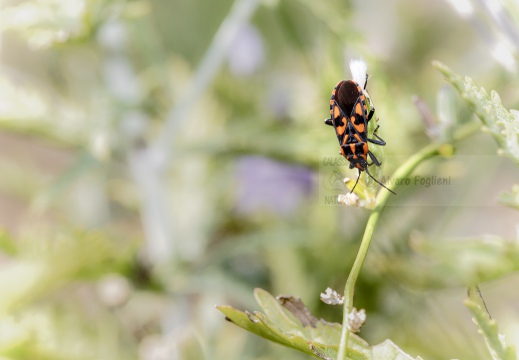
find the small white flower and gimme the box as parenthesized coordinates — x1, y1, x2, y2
(349, 59, 368, 89)
(338, 192, 360, 207)
(348, 308, 366, 333)
(320, 287, 344, 305)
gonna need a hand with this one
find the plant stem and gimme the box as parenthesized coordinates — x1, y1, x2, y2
(128, 0, 261, 264)
(465, 285, 517, 360)
(157, 0, 262, 158)
(336, 120, 481, 360)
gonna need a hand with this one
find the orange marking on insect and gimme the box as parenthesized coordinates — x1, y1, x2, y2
(355, 103, 362, 116)
(333, 107, 341, 119)
(349, 144, 356, 155)
(341, 134, 349, 146)
(336, 122, 346, 136)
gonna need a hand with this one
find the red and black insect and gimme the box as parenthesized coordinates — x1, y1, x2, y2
(324, 76, 396, 195)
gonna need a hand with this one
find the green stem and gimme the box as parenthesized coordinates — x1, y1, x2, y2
(157, 0, 262, 157)
(465, 285, 517, 359)
(336, 120, 481, 360)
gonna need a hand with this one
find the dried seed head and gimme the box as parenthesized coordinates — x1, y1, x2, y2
(349, 59, 368, 89)
(348, 308, 367, 333)
(320, 287, 344, 305)
(338, 192, 360, 207)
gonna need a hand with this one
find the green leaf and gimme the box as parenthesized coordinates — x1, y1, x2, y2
(433, 61, 519, 166)
(372, 340, 423, 360)
(0, 231, 136, 316)
(217, 288, 421, 359)
(465, 286, 517, 360)
(380, 234, 519, 288)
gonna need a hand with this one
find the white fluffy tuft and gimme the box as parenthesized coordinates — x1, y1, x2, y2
(349, 59, 368, 88)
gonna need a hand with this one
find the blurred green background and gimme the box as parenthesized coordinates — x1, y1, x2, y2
(0, 0, 519, 359)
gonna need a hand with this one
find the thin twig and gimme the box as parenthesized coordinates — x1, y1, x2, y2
(156, 0, 262, 159)
(337, 120, 481, 360)
(128, 0, 262, 263)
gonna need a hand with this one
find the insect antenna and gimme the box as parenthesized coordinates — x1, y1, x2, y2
(350, 170, 362, 194)
(364, 166, 397, 195)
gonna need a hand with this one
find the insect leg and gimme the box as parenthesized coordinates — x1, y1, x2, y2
(366, 95, 375, 122)
(367, 107, 375, 121)
(367, 135, 386, 146)
(367, 151, 381, 166)
(367, 126, 386, 145)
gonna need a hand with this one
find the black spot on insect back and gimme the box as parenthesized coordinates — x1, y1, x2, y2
(336, 80, 360, 116)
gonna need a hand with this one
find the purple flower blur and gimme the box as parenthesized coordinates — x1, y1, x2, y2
(234, 156, 314, 216)
(227, 24, 264, 76)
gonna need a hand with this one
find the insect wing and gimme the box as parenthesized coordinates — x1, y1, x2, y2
(339, 96, 369, 148)
(348, 95, 369, 144)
